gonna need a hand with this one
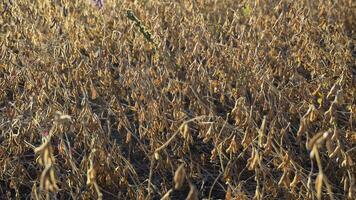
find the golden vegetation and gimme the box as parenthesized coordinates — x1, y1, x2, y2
(0, 0, 355, 199)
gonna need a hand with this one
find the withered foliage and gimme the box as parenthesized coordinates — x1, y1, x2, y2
(0, 0, 355, 199)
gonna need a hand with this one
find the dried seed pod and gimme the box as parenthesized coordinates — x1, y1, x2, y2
(277, 153, 290, 170)
(258, 116, 267, 148)
(174, 164, 186, 190)
(247, 148, 259, 170)
(203, 125, 213, 143)
(315, 173, 324, 200)
(225, 186, 232, 200)
(241, 127, 252, 148)
(290, 171, 300, 188)
(342, 176, 349, 195)
(54, 111, 72, 125)
(154, 152, 160, 160)
(223, 161, 233, 182)
(263, 127, 274, 154)
(126, 131, 132, 143)
(296, 117, 307, 139)
(309, 105, 318, 122)
(226, 135, 238, 154)
(254, 184, 262, 200)
(90, 82, 98, 100)
(39, 165, 59, 192)
(181, 123, 190, 140)
(186, 183, 199, 200)
(329, 142, 340, 158)
(307, 131, 329, 150)
(87, 160, 96, 185)
(307, 175, 312, 191)
(35, 139, 54, 166)
(210, 148, 218, 161)
(160, 189, 172, 200)
(348, 184, 354, 199)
